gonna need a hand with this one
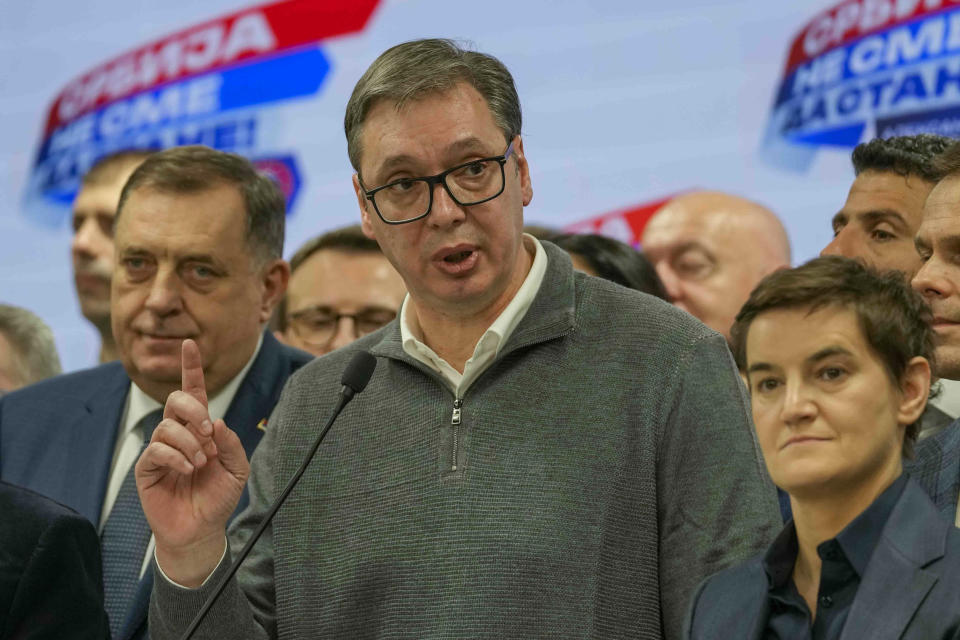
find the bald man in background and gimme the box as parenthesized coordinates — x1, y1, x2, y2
(640, 191, 791, 342)
(72, 150, 154, 363)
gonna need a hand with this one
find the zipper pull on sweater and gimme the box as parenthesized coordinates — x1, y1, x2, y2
(451, 398, 463, 425)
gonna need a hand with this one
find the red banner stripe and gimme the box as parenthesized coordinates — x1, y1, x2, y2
(42, 0, 380, 136)
(784, 0, 959, 73)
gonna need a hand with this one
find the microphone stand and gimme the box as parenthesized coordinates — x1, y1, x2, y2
(179, 352, 374, 639)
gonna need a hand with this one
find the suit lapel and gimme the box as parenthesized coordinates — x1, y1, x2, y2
(840, 481, 947, 640)
(690, 562, 769, 640)
(61, 366, 130, 525)
(223, 333, 285, 460)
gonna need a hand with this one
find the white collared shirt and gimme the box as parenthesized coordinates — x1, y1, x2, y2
(400, 234, 548, 399)
(100, 334, 263, 577)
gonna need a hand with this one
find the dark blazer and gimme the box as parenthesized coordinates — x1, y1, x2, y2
(686, 478, 960, 639)
(907, 417, 960, 523)
(0, 332, 311, 640)
(0, 480, 109, 640)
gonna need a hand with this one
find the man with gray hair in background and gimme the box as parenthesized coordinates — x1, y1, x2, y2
(144, 39, 779, 639)
(0, 304, 61, 393)
(1, 145, 312, 640)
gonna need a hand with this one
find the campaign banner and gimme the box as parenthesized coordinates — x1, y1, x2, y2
(762, 0, 960, 171)
(564, 195, 677, 247)
(23, 0, 380, 225)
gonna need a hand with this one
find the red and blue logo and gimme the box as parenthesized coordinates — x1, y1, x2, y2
(763, 0, 960, 171)
(24, 0, 380, 224)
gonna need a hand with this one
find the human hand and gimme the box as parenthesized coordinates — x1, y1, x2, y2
(135, 339, 250, 587)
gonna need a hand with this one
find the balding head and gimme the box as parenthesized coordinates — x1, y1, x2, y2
(640, 190, 791, 341)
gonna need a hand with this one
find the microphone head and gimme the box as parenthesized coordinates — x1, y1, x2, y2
(341, 351, 377, 394)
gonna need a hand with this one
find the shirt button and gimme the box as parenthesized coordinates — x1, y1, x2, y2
(820, 595, 834, 608)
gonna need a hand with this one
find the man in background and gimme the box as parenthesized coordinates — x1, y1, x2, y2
(822, 134, 960, 423)
(908, 139, 960, 525)
(0, 304, 61, 393)
(641, 190, 791, 342)
(1, 146, 311, 639)
(274, 225, 406, 357)
(72, 150, 154, 363)
(822, 134, 952, 277)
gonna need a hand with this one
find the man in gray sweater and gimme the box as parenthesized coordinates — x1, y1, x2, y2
(139, 39, 781, 639)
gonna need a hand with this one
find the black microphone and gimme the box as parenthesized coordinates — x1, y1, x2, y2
(180, 351, 377, 639)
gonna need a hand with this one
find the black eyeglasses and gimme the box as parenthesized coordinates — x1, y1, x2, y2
(287, 307, 397, 346)
(358, 141, 515, 225)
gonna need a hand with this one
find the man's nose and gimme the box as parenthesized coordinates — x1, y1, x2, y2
(820, 228, 852, 259)
(912, 258, 951, 300)
(71, 218, 100, 258)
(426, 182, 467, 229)
(328, 316, 358, 352)
(654, 263, 683, 303)
(144, 267, 184, 315)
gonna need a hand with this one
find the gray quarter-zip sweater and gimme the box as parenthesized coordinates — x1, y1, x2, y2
(150, 242, 781, 640)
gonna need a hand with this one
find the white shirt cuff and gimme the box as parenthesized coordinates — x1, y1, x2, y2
(153, 537, 228, 590)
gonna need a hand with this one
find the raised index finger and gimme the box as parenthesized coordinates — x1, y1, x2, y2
(180, 338, 208, 408)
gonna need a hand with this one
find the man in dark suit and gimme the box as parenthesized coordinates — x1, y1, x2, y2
(687, 256, 960, 639)
(0, 481, 109, 639)
(911, 139, 960, 525)
(0, 146, 311, 640)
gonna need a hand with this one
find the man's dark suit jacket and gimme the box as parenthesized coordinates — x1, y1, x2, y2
(0, 332, 311, 640)
(686, 478, 960, 639)
(907, 416, 960, 523)
(0, 480, 109, 639)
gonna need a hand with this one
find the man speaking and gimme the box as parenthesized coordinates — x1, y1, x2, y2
(144, 39, 780, 639)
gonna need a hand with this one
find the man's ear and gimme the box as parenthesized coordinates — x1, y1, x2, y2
(353, 174, 378, 240)
(898, 356, 932, 426)
(512, 136, 533, 207)
(259, 258, 290, 325)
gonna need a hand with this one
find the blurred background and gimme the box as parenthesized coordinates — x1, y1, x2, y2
(1, 0, 940, 369)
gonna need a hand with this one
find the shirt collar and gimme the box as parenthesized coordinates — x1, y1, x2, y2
(124, 333, 264, 434)
(400, 233, 547, 365)
(763, 521, 799, 589)
(762, 473, 908, 587)
(833, 473, 907, 576)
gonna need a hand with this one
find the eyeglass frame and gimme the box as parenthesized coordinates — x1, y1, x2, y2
(286, 306, 397, 346)
(357, 140, 516, 225)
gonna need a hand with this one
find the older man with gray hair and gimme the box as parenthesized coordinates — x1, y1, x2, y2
(0, 304, 61, 393)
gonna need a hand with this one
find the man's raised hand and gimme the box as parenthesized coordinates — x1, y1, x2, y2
(135, 338, 250, 587)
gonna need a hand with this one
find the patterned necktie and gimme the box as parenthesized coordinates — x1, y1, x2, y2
(101, 408, 163, 638)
